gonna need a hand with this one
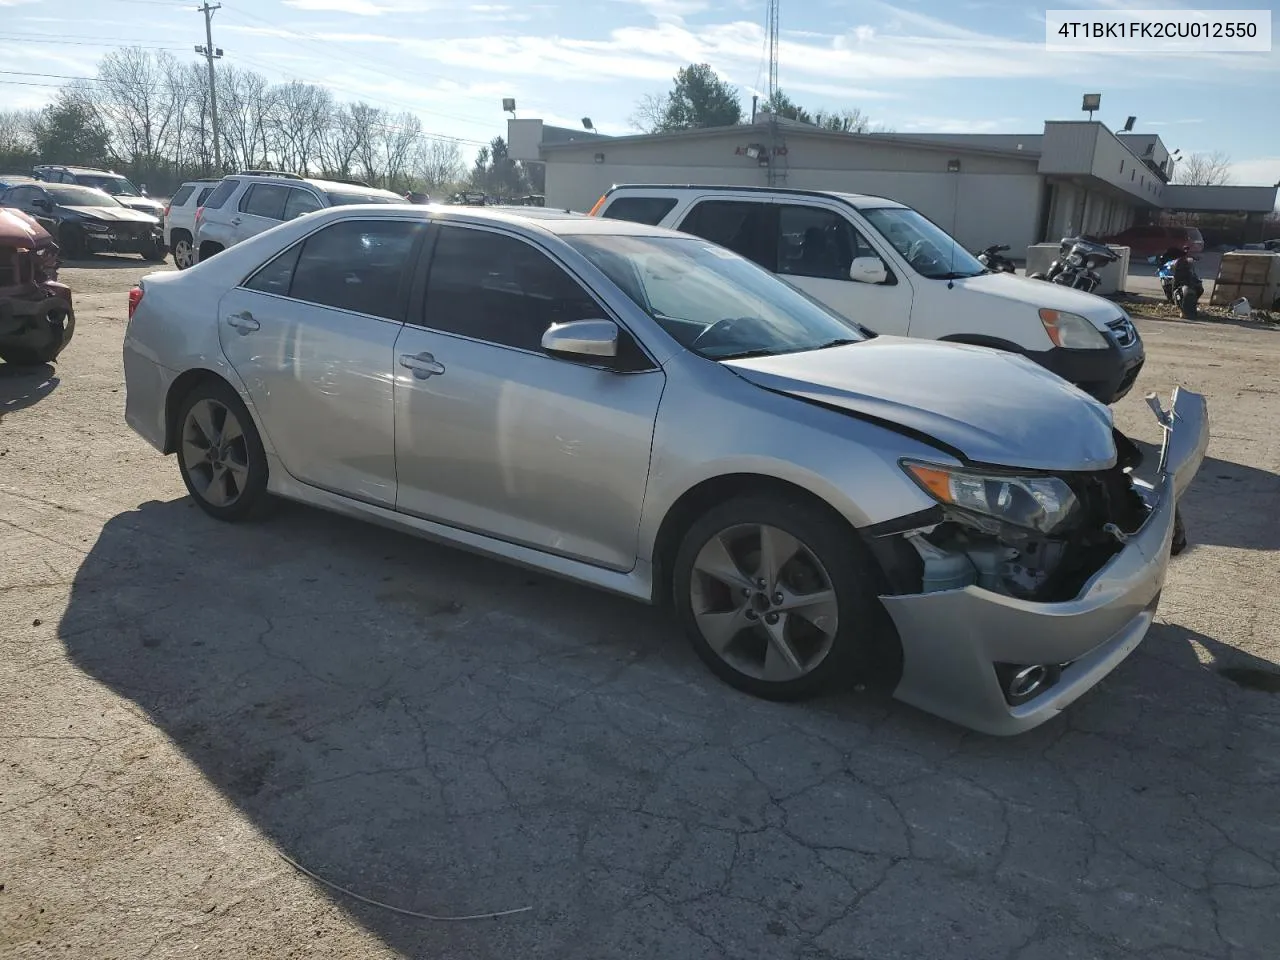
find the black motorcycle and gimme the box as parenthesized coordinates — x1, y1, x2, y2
(1028, 236, 1118, 294)
(1158, 246, 1203, 319)
(976, 243, 1016, 273)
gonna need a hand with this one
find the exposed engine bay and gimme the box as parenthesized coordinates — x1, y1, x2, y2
(890, 430, 1156, 603)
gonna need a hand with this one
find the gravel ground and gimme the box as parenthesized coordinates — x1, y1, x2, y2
(2, 256, 1280, 960)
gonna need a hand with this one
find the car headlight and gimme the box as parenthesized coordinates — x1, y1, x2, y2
(1039, 309, 1109, 350)
(81, 221, 110, 233)
(902, 460, 1079, 534)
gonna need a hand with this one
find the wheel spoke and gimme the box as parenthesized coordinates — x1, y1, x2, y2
(693, 605, 753, 655)
(761, 614, 805, 681)
(776, 588, 839, 637)
(693, 534, 755, 591)
(757, 525, 801, 590)
(203, 465, 230, 506)
(220, 412, 243, 446)
(190, 401, 220, 448)
(181, 439, 210, 468)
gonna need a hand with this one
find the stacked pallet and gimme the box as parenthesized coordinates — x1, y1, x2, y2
(1211, 251, 1280, 310)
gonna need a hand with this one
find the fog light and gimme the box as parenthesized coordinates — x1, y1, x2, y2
(995, 662, 1062, 706)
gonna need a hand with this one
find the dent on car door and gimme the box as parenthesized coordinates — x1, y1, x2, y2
(774, 203, 913, 337)
(393, 223, 664, 571)
(216, 217, 427, 506)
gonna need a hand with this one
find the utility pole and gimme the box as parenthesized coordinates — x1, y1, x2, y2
(195, 3, 223, 172)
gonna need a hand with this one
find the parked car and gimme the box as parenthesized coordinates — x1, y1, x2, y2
(0, 208, 74, 365)
(32, 165, 166, 219)
(591, 185, 1145, 404)
(121, 205, 1208, 735)
(164, 178, 220, 269)
(0, 174, 38, 190)
(1103, 224, 1205, 258)
(193, 171, 402, 262)
(0, 182, 165, 261)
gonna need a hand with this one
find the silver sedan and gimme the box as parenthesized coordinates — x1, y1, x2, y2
(122, 206, 1208, 735)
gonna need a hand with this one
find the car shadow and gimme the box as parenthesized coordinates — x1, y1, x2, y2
(57, 496, 1280, 958)
(0, 362, 58, 420)
(1130, 438, 1280, 552)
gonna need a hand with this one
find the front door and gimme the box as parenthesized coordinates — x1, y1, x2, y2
(393, 223, 664, 571)
(771, 202, 915, 337)
(216, 217, 426, 506)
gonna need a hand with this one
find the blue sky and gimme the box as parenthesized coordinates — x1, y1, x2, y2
(2, 0, 1277, 184)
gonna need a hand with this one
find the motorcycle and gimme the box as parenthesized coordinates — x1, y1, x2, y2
(976, 243, 1016, 273)
(1151, 247, 1203, 319)
(1028, 236, 1118, 294)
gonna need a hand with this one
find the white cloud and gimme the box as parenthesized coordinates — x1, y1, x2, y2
(900, 116, 1026, 134)
(0, 0, 44, 6)
(1228, 158, 1280, 188)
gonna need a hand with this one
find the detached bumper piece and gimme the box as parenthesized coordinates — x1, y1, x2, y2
(879, 388, 1209, 736)
(0, 284, 75, 364)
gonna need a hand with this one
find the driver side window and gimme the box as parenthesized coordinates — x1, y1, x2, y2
(775, 205, 867, 281)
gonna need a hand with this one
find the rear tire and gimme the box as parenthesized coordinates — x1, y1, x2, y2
(143, 240, 167, 263)
(171, 232, 195, 270)
(175, 379, 271, 522)
(672, 495, 889, 701)
(198, 241, 224, 263)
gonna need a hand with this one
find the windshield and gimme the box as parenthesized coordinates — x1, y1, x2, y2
(45, 185, 122, 207)
(566, 234, 866, 361)
(324, 189, 399, 206)
(859, 206, 985, 280)
(76, 174, 141, 197)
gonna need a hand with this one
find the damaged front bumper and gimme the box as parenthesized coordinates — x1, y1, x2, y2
(878, 388, 1209, 736)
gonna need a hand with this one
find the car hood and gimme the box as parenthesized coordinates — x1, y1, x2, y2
(63, 205, 159, 224)
(116, 196, 165, 214)
(951, 272, 1122, 326)
(725, 338, 1117, 471)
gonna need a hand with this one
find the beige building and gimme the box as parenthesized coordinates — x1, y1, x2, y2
(508, 117, 1277, 254)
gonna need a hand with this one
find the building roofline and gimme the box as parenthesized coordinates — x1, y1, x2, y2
(539, 121, 1042, 162)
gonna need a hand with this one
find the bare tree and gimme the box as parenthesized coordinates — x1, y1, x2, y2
(267, 82, 333, 175)
(91, 48, 183, 171)
(1177, 151, 1233, 186)
(0, 108, 38, 167)
(413, 137, 464, 191)
(348, 102, 384, 184)
(317, 103, 364, 179)
(629, 93, 668, 134)
(376, 111, 421, 190)
(217, 66, 273, 171)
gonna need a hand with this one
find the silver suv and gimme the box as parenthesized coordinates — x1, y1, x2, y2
(194, 171, 402, 262)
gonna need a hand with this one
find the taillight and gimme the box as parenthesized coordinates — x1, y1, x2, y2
(587, 193, 607, 216)
(194, 206, 204, 223)
(128, 286, 143, 320)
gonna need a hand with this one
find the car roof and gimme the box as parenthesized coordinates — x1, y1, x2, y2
(605, 183, 905, 210)
(36, 165, 121, 176)
(293, 203, 699, 240)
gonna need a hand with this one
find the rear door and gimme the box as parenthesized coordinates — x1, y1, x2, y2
(216, 216, 426, 505)
(234, 182, 290, 243)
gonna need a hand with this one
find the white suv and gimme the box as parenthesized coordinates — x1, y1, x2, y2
(194, 171, 402, 263)
(591, 185, 1146, 404)
(163, 178, 220, 269)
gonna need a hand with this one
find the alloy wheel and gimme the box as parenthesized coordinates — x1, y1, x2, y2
(689, 523, 839, 682)
(174, 238, 195, 269)
(180, 398, 251, 508)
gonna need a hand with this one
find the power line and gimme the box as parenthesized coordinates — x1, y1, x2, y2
(0, 33, 187, 49)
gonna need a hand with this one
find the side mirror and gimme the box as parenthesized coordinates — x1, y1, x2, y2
(32, 197, 51, 210)
(849, 256, 888, 284)
(541, 319, 619, 361)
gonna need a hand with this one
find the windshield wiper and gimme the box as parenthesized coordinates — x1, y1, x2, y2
(811, 337, 862, 350)
(713, 348, 782, 361)
(935, 271, 983, 280)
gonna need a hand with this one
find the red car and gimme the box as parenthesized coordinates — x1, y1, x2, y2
(1105, 224, 1205, 258)
(0, 208, 74, 365)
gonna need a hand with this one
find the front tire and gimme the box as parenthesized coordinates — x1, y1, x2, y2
(175, 380, 271, 522)
(58, 225, 86, 260)
(672, 496, 887, 701)
(144, 240, 167, 263)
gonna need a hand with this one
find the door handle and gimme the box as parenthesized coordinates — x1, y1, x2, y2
(226, 311, 260, 334)
(398, 351, 446, 379)
(230, 216, 242, 226)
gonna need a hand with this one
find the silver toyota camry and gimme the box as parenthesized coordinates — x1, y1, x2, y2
(122, 205, 1209, 735)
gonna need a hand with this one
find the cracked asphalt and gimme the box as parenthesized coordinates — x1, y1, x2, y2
(2, 258, 1279, 960)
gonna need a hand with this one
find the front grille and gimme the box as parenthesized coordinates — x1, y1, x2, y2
(1107, 316, 1138, 347)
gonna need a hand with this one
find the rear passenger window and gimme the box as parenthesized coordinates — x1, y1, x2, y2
(283, 188, 323, 221)
(288, 219, 423, 319)
(203, 179, 238, 210)
(169, 185, 195, 207)
(240, 183, 290, 220)
(602, 196, 677, 225)
(243, 243, 302, 297)
(678, 200, 775, 270)
(422, 226, 600, 351)
(196, 187, 215, 206)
